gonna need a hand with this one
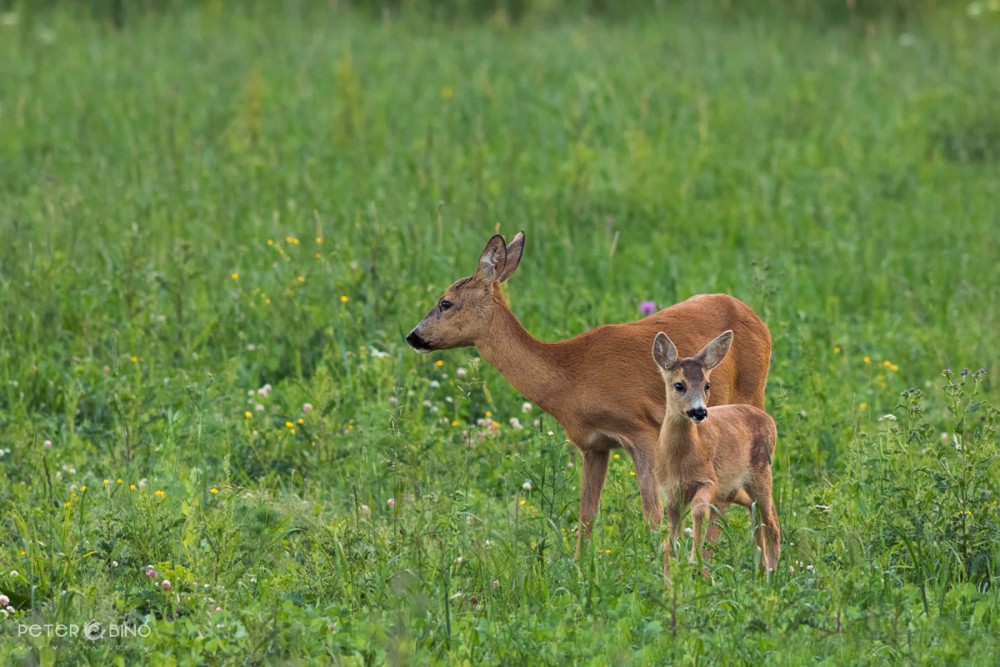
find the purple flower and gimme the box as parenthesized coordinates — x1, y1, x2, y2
(639, 301, 657, 316)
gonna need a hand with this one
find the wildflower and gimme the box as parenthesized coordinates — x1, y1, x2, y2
(864, 356, 871, 364)
(129, 484, 136, 491)
(879, 414, 897, 422)
(509, 417, 523, 429)
(519, 499, 526, 506)
(833, 346, 841, 354)
(522, 402, 532, 413)
(254, 403, 264, 412)
(566, 461, 574, 469)
(117, 478, 123, 485)
(522, 481, 532, 491)
(64, 501, 72, 508)
(80, 486, 88, 493)
(962, 368, 969, 376)
(430, 380, 440, 388)
(859, 402, 868, 411)
(316, 237, 323, 244)
(9, 571, 17, 578)
(492, 580, 500, 590)
(347, 424, 353, 430)
(44, 440, 52, 449)
(386, 498, 396, 509)
(435, 360, 444, 367)
(245, 411, 253, 419)
(491, 420, 500, 428)
(258, 384, 272, 397)
(340, 295, 349, 303)
(210, 488, 220, 495)
(267, 239, 273, 246)
(302, 403, 314, 413)
(297, 276, 305, 283)
(456, 367, 468, 378)
(285, 421, 294, 429)
(146, 569, 158, 579)
(154, 490, 165, 498)
(629, 471, 636, 477)
(360, 504, 372, 518)
(370, 348, 389, 359)
(103, 479, 110, 486)
(639, 301, 657, 316)
(485, 410, 492, 418)
(605, 549, 612, 555)
(451, 420, 459, 427)
(613, 454, 620, 460)
(0, 595, 7, 607)
(297, 418, 304, 425)
(454, 556, 463, 565)
(161, 580, 172, 591)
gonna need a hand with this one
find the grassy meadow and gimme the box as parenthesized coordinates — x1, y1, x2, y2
(1, 0, 999, 664)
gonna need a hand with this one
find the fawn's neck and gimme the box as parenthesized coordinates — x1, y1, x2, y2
(661, 411, 701, 457)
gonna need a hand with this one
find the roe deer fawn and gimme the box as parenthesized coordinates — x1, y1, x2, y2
(652, 329, 780, 579)
(406, 232, 772, 557)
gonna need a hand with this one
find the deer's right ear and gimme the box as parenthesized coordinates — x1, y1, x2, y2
(476, 234, 508, 283)
(496, 231, 524, 284)
(652, 332, 678, 371)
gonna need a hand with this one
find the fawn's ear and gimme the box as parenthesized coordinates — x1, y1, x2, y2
(496, 231, 525, 284)
(475, 234, 508, 284)
(652, 332, 678, 371)
(698, 330, 734, 371)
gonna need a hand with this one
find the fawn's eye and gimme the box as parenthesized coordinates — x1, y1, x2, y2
(673, 382, 685, 393)
(705, 384, 710, 392)
(439, 300, 453, 312)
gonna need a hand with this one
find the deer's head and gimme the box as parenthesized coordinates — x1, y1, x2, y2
(406, 232, 524, 353)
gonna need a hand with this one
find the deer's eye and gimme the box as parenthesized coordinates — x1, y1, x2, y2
(439, 300, 453, 312)
(705, 384, 710, 392)
(673, 382, 685, 393)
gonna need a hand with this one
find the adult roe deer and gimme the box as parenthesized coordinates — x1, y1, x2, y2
(405, 232, 772, 556)
(651, 330, 780, 579)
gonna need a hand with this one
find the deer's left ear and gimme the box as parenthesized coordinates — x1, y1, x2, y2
(496, 231, 525, 284)
(476, 234, 508, 284)
(698, 330, 734, 371)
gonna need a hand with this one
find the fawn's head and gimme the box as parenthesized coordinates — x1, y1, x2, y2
(652, 330, 734, 423)
(405, 232, 525, 353)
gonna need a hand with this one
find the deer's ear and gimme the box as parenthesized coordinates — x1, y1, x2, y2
(652, 332, 678, 371)
(496, 231, 525, 284)
(698, 330, 734, 371)
(476, 234, 508, 284)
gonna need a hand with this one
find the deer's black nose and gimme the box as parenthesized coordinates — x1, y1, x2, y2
(406, 330, 428, 349)
(687, 407, 708, 422)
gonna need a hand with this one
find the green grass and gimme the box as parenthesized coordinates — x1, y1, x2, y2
(1, 1, 999, 664)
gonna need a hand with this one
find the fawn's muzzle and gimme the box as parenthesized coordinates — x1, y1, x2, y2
(687, 407, 708, 423)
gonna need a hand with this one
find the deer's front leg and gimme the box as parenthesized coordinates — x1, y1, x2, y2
(575, 448, 610, 559)
(625, 440, 663, 529)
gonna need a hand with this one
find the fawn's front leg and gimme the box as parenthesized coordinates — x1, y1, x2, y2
(689, 485, 716, 567)
(663, 500, 681, 582)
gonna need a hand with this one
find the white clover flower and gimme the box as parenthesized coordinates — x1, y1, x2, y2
(522, 481, 532, 492)
(522, 402, 533, 413)
(370, 347, 389, 359)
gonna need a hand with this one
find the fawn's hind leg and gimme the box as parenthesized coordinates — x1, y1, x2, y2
(750, 478, 780, 572)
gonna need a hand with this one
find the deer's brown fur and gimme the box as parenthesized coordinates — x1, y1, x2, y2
(406, 233, 772, 557)
(652, 330, 780, 580)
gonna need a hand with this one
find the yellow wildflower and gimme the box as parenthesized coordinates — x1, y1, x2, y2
(340, 295, 349, 303)
(210, 488, 220, 495)
(129, 484, 136, 491)
(130, 356, 138, 364)
(231, 272, 239, 280)
(245, 411, 253, 419)
(80, 485, 88, 492)
(833, 346, 841, 354)
(154, 490, 165, 498)
(864, 356, 871, 364)
(297, 276, 305, 283)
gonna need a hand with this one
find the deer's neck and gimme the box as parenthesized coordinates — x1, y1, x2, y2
(475, 297, 568, 413)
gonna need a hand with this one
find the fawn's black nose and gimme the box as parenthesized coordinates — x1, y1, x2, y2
(687, 407, 708, 423)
